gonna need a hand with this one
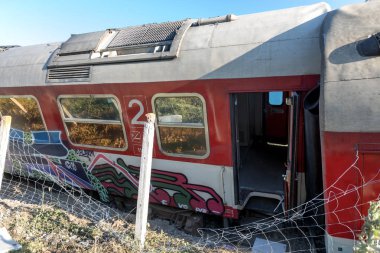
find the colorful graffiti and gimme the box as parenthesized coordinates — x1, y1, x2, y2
(7, 128, 225, 216)
(89, 155, 225, 215)
(8, 129, 95, 189)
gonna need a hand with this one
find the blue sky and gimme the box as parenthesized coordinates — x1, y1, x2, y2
(1, 0, 362, 46)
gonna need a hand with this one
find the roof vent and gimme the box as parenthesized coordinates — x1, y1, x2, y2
(47, 66, 91, 82)
(192, 14, 237, 26)
(107, 20, 184, 50)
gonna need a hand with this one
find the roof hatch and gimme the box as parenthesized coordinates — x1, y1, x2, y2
(47, 19, 193, 70)
(59, 31, 105, 55)
(107, 20, 183, 49)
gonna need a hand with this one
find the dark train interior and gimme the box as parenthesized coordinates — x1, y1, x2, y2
(232, 92, 289, 215)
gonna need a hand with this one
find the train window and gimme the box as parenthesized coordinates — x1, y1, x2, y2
(0, 96, 46, 131)
(269, 91, 283, 106)
(152, 94, 210, 158)
(57, 95, 127, 150)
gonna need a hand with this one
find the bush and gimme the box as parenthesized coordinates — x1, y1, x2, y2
(354, 200, 380, 252)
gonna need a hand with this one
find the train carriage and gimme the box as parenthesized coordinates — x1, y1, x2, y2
(0, 1, 379, 252)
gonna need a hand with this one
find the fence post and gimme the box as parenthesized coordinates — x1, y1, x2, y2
(135, 113, 155, 250)
(0, 116, 12, 190)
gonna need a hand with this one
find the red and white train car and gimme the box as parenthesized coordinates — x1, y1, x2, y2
(0, 1, 379, 252)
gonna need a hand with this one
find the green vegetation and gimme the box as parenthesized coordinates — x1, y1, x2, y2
(66, 122, 126, 148)
(60, 97, 120, 121)
(154, 96, 207, 156)
(60, 97, 126, 148)
(154, 96, 204, 124)
(158, 127, 207, 155)
(354, 200, 380, 252)
(0, 97, 45, 131)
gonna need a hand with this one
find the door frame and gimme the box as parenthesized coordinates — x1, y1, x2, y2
(230, 93, 241, 205)
(286, 92, 300, 210)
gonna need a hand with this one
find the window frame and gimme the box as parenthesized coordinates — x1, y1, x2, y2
(57, 94, 128, 151)
(152, 93, 210, 159)
(0, 95, 47, 131)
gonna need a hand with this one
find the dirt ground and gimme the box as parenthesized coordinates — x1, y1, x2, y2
(0, 198, 242, 253)
(0, 177, 318, 252)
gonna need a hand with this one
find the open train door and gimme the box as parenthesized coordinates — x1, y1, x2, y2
(285, 92, 300, 211)
(231, 92, 290, 215)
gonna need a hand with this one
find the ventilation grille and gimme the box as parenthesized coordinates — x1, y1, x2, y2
(107, 20, 184, 49)
(47, 66, 91, 82)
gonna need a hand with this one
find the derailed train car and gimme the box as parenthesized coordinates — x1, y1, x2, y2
(0, 1, 379, 252)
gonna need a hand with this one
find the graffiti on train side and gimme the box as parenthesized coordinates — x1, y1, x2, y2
(7, 128, 225, 215)
(88, 155, 225, 215)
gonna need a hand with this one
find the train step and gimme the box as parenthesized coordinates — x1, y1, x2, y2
(240, 190, 284, 216)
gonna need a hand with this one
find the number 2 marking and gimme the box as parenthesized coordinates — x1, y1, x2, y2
(128, 99, 145, 125)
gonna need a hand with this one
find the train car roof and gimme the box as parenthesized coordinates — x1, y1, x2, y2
(0, 2, 330, 87)
(320, 0, 380, 133)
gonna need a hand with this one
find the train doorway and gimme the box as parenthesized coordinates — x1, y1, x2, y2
(231, 91, 295, 216)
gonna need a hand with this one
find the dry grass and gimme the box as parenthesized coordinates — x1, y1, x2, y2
(0, 199, 237, 253)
